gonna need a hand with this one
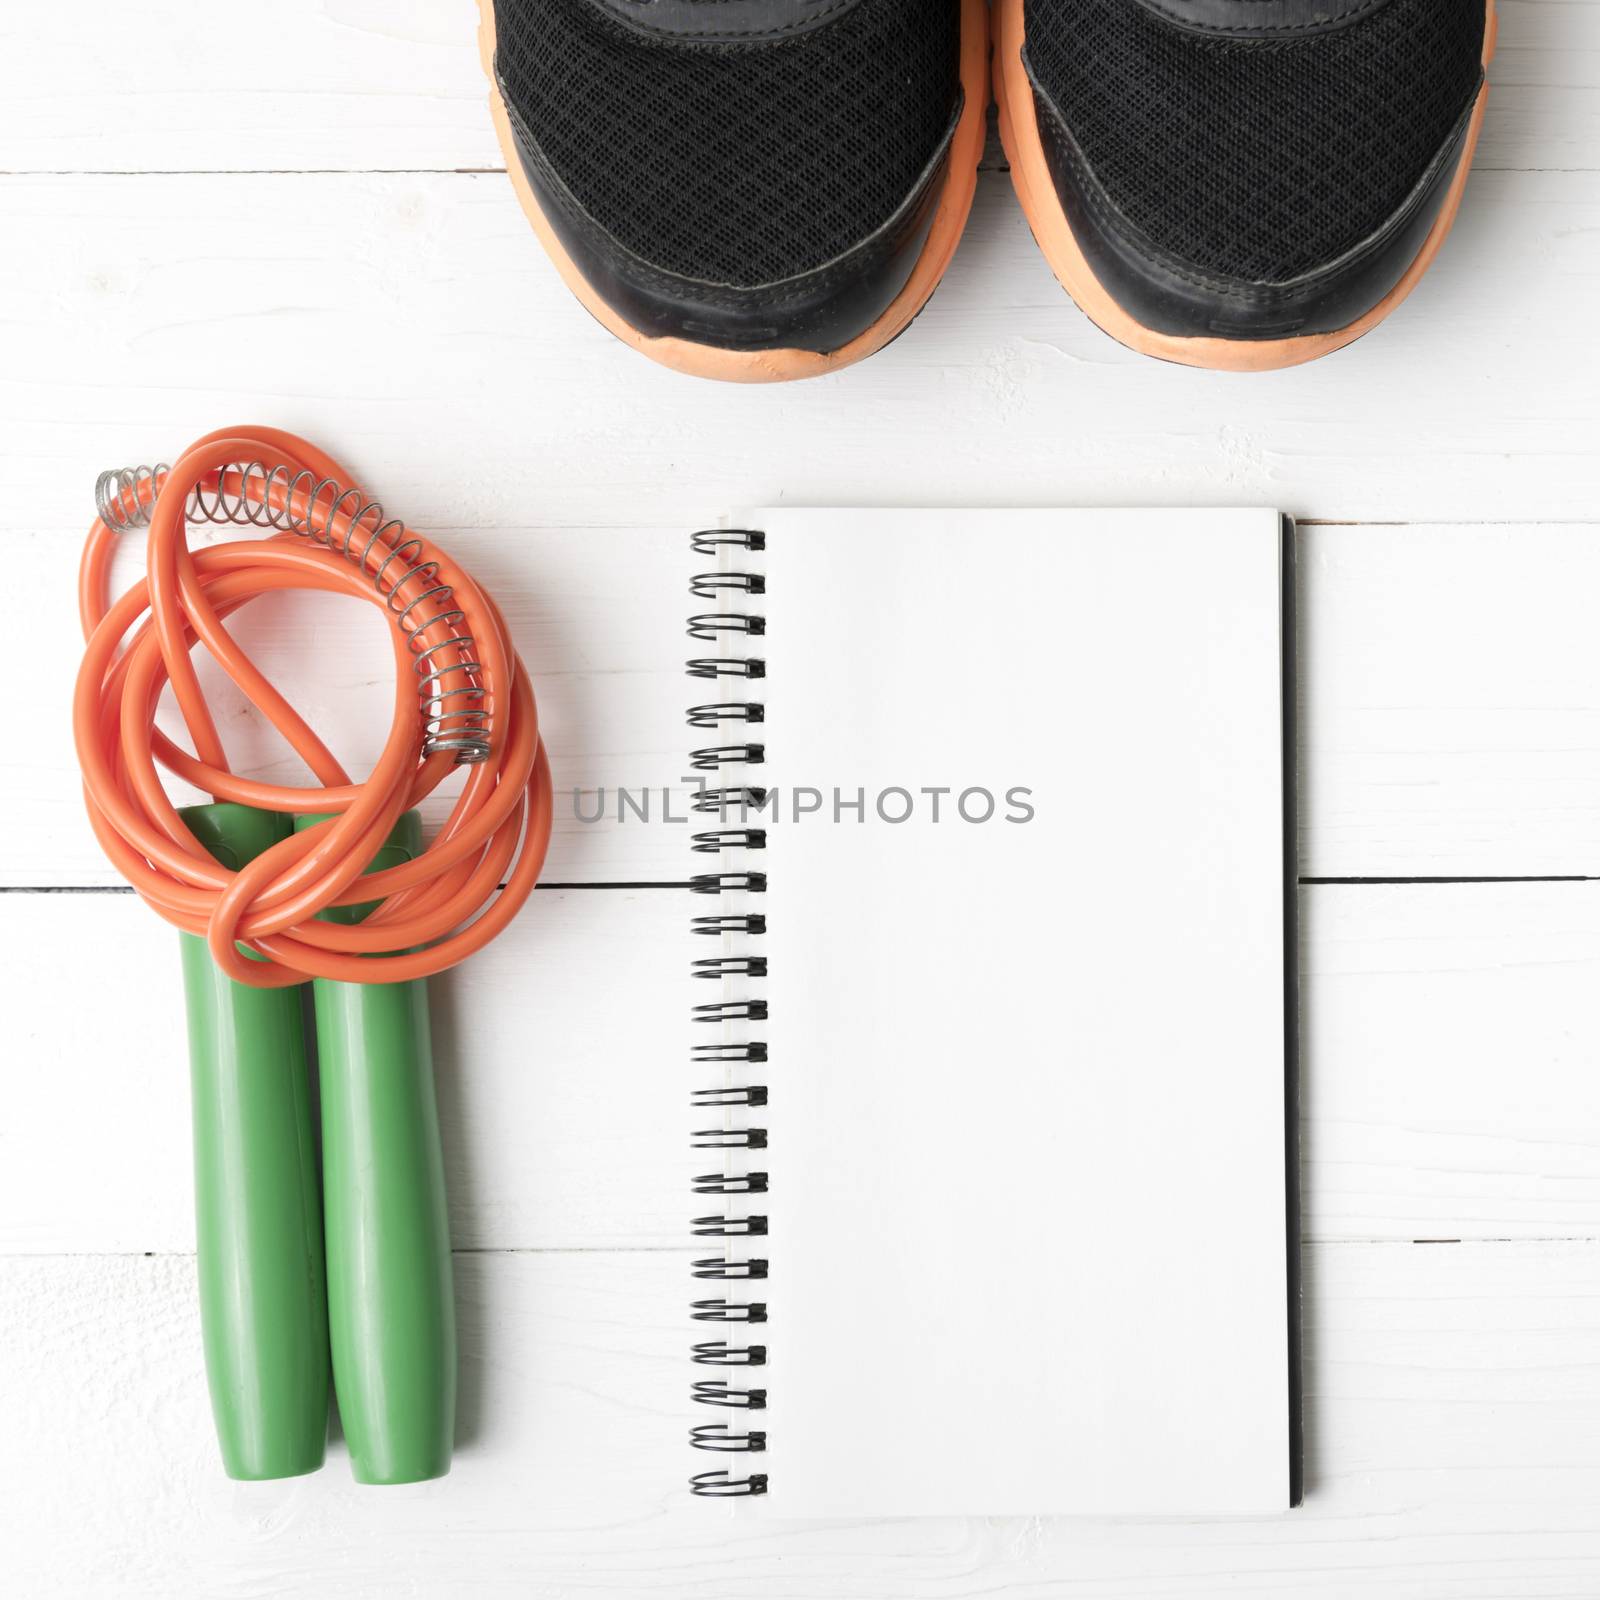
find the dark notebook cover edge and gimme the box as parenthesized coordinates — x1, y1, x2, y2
(1281, 513, 1305, 1508)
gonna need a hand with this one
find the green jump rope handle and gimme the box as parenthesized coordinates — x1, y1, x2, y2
(297, 810, 455, 1485)
(178, 803, 329, 1481)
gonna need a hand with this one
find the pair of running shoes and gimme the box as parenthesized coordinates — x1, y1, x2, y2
(480, 0, 1495, 381)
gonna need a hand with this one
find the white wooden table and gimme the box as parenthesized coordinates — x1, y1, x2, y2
(4, 3, 1600, 1594)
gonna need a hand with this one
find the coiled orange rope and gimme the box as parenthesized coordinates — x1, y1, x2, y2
(74, 426, 551, 988)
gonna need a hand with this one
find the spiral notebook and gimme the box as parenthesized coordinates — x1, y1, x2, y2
(685, 509, 1300, 1518)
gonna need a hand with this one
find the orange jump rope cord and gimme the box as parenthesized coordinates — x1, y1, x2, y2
(74, 426, 552, 988)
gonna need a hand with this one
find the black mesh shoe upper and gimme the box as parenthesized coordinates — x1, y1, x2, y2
(494, 0, 962, 289)
(1024, 0, 1486, 284)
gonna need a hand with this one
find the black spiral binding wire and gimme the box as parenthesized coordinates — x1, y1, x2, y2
(687, 528, 770, 1500)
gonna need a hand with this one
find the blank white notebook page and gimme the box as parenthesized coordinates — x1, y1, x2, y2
(756, 508, 1293, 1518)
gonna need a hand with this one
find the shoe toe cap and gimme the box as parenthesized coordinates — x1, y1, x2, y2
(503, 102, 961, 357)
(1029, 80, 1484, 344)
(1019, 0, 1490, 345)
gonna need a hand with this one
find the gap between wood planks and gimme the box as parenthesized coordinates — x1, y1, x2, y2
(0, 882, 697, 893)
(17, 1239, 1596, 1261)
(6, 878, 1600, 894)
(1301, 875, 1600, 885)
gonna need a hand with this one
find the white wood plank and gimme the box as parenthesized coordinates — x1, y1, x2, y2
(3, 0, 502, 175)
(20, 522, 1600, 889)
(8, 882, 1600, 1254)
(1302, 882, 1600, 1240)
(4, 1240, 1600, 1599)
(1490, 0, 1600, 171)
(1, 169, 1595, 541)
(3, 0, 1592, 174)
(1299, 522, 1600, 877)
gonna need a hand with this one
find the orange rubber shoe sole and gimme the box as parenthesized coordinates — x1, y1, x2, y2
(477, 0, 990, 384)
(993, 0, 1498, 373)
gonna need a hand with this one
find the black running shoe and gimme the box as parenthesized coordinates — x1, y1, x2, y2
(479, 0, 987, 383)
(996, 0, 1496, 370)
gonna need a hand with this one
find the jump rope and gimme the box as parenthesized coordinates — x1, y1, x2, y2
(74, 426, 552, 1482)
